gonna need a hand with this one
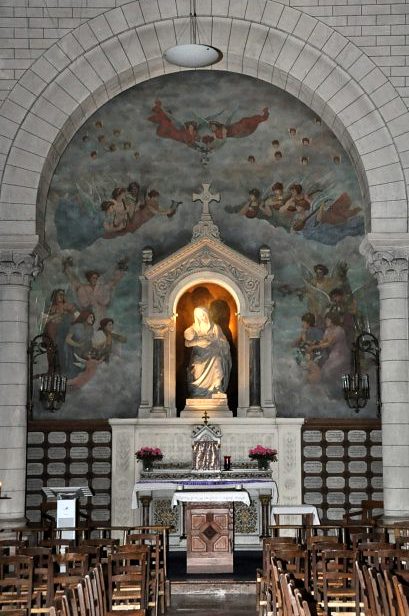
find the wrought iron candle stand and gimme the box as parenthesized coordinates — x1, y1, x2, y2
(342, 331, 381, 417)
(27, 333, 67, 418)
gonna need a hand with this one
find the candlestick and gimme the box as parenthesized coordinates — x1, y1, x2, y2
(0, 481, 2, 497)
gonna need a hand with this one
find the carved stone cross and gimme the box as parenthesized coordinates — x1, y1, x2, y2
(193, 183, 220, 219)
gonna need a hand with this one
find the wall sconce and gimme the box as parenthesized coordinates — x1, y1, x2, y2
(27, 333, 67, 419)
(342, 331, 381, 417)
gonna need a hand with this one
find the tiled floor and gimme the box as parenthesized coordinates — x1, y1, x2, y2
(167, 593, 256, 614)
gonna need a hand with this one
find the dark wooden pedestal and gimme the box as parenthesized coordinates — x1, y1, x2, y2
(186, 502, 234, 574)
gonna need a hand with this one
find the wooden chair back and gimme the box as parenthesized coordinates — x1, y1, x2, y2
(107, 547, 149, 611)
(0, 555, 34, 615)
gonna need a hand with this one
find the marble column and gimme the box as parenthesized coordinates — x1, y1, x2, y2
(361, 238, 409, 520)
(0, 250, 40, 528)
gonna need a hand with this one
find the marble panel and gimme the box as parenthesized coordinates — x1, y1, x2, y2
(371, 476, 383, 489)
(349, 476, 368, 489)
(304, 461, 322, 473)
(349, 461, 367, 473)
(27, 462, 43, 475)
(26, 478, 43, 490)
(48, 447, 66, 459)
(92, 431, 111, 443)
(92, 446, 111, 459)
(326, 445, 344, 458)
(327, 508, 346, 520)
(304, 446, 322, 458)
(304, 492, 323, 505)
(26, 510, 41, 524)
(348, 430, 366, 442)
(370, 445, 382, 458)
(349, 492, 367, 505)
(325, 430, 344, 442)
(47, 462, 66, 475)
(326, 461, 345, 474)
(92, 461, 111, 474)
(48, 432, 66, 444)
(26, 493, 42, 507)
(27, 447, 44, 460)
(371, 461, 382, 473)
(70, 447, 88, 459)
(69, 462, 88, 475)
(370, 430, 382, 442)
(91, 493, 110, 506)
(303, 431, 322, 443)
(70, 432, 89, 444)
(348, 445, 367, 458)
(92, 477, 111, 490)
(91, 509, 110, 521)
(305, 476, 323, 489)
(27, 432, 44, 445)
(326, 476, 345, 489)
(327, 493, 346, 505)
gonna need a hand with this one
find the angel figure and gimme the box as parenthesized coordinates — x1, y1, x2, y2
(301, 261, 354, 328)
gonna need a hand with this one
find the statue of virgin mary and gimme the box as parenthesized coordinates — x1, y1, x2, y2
(184, 306, 232, 398)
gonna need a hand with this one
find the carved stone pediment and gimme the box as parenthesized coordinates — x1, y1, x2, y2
(144, 236, 267, 315)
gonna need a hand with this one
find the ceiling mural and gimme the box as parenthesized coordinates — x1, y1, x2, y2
(30, 70, 378, 419)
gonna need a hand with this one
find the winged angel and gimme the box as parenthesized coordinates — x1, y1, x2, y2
(300, 261, 372, 346)
(148, 100, 269, 164)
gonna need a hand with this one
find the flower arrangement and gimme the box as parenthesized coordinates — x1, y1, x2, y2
(249, 445, 278, 463)
(135, 447, 163, 462)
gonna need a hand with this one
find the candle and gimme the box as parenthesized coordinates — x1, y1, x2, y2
(0, 481, 2, 497)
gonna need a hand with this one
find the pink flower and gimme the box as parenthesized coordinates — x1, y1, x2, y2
(135, 446, 163, 461)
(248, 445, 277, 461)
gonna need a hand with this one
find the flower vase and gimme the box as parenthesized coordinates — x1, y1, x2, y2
(257, 458, 270, 470)
(142, 458, 153, 472)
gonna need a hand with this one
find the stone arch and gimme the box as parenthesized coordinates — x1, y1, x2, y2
(0, 0, 407, 245)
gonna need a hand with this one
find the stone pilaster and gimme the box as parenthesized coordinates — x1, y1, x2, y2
(361, 237, 409, 519)
(0, 250, 41, 528)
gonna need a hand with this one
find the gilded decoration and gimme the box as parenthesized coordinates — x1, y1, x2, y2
(234, 499, 258, 534)
(153, 498, 179, 533)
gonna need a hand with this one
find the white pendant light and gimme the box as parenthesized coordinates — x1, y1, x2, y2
(163, 1, 222, 68)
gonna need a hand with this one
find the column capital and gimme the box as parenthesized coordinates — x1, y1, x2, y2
(0, 250, 43, 286)
(360, 235, 409, 284)
(239, 316, 267, 338)
(144, 316, 175, 337)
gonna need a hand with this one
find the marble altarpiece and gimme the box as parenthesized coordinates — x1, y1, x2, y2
(110, 185, 304, 550)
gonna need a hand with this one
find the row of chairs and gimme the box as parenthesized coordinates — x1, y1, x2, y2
(257, 533, 409, 615)
(0, 529, 171, 616)
(356, 560, 409, 616)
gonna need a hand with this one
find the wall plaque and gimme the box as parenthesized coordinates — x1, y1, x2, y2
(48, 432, 66, 444)
(92, 446, 111, 459)
(326, 446, 344, 458)
(349, 461, 367, 473)
(327, 493, 345, 505)
(304, 446, 322, 458)
(47, 462, 66, 475)
(27, 463, 43, 475)
(91, 510, 110, 521)
(326, 461, 345, 474)
(326, 476, 345, 489)
(92, 431, 111, 443)
(304, 461, 322, 473)
(70, 447, 88, 459)
(349, 477, 368, 489)
(69, 462, 88, 475)
(370, 430, 382, 442)
(371, 477, 383, 489)
(303, 431, 322, 443)
(48, 447, 66, 459)
(92, 477, 111, 490)
(370, 445, 382, 458)
(26, 493, 42, 507)
(327, 508, 345, 520)
(92, 493, 110, 506)
(348, 430, 366, 442)
(27, 448, 44, 460)
(27, 478, 43, 490)
(349, 492, 367, 505)
(325, 430, 344, 443)
(92, 461, 111, 474)
(70, 432, 89, 444)
(371, 461, 382, 473)
(27, 432, 44, 445)
(305, 477, 323, 489)
(304, 492, 323, 505)
(348, 445, 366, 458)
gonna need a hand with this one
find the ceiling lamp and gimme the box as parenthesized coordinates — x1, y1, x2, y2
(163, 1, 222, 68)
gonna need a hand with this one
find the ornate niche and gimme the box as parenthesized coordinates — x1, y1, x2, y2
(138, 184, 276, 419)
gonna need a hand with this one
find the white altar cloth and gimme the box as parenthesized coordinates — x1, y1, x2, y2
(132, 478, 277, 509)
(271, 505, 320, 525)
(171, 489, 251, 508)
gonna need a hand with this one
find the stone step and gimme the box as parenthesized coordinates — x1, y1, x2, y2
(170, 580, 256, 595)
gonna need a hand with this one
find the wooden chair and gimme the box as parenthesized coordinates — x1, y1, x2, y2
(344, 500, 384, 527)
(107, 548, 149, 612)
(0, 540, 28, 556)
(307, 537, 343, 599)
(392, 574, 409, 616)
(125, 533, 165, 614)
(50, 552, 89, 601)
(257, 537, 299, 613)
(320, 548, 357, 614)
(0, 555, 35, 615)
(18, 547, 53, 607)
(39, 539, 75, 554)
